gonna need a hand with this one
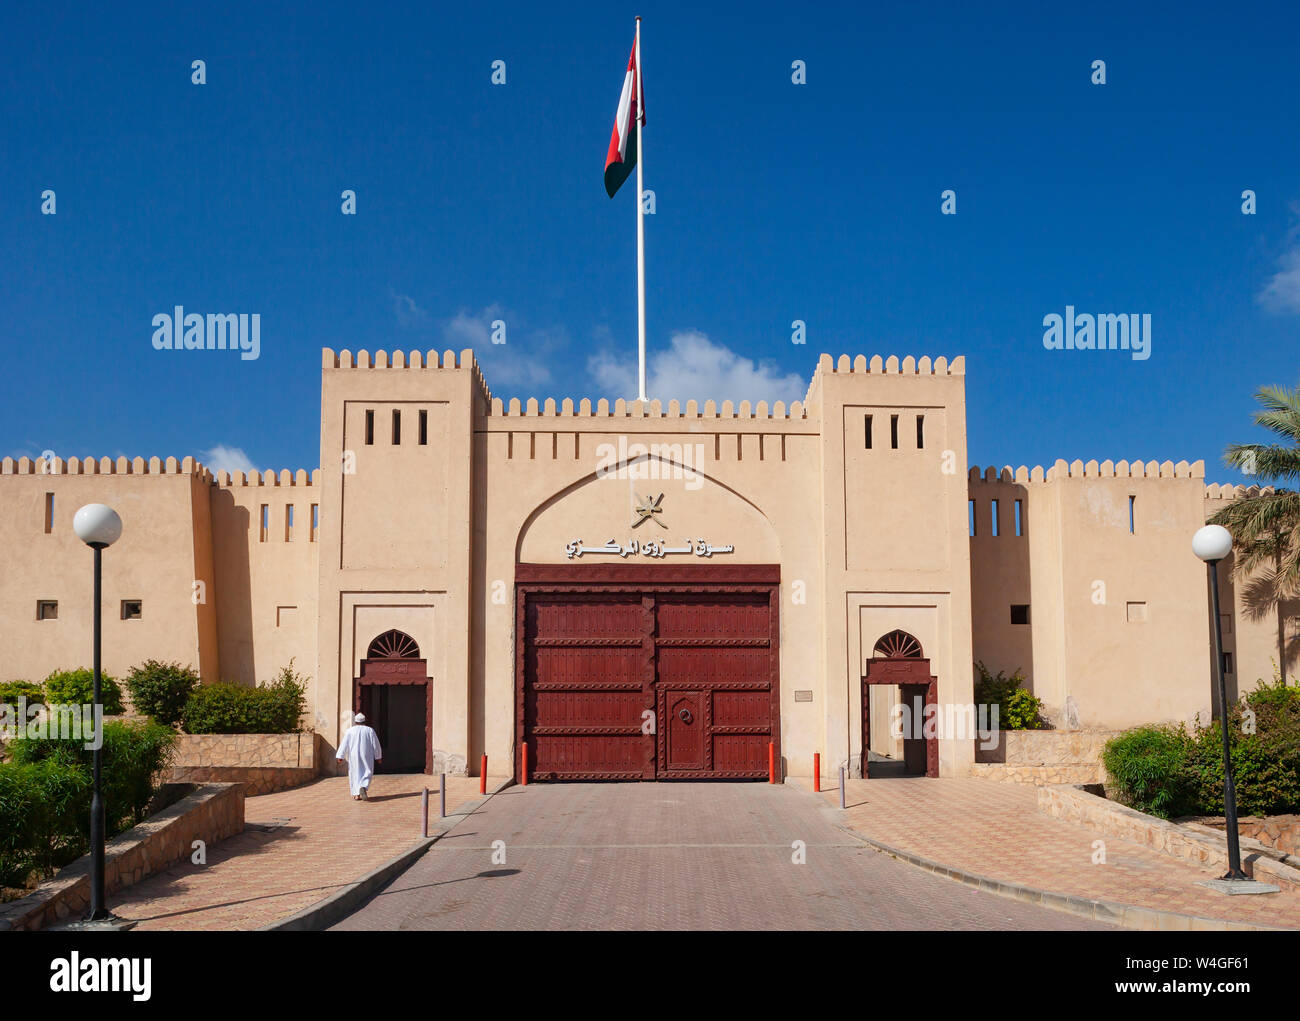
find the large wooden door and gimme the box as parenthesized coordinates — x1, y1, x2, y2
(521, 592, 649, 780)
(517, 564, 779, 782)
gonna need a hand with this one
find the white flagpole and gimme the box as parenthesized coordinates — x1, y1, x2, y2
(635, 16, 646, 402)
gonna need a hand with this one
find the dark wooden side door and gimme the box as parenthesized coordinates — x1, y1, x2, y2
(355, 656, 433, 774)
(901, 684, 928, 776)
(385, 685, 428, 772)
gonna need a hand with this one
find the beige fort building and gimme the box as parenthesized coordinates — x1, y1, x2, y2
(2, 349, 1294, 781)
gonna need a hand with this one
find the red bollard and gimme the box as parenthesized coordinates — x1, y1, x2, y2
(814, 752, 821, 792)
(480, 754, 488, 794)
(521, 741, 529, 786)
(768, 742, 776, 784)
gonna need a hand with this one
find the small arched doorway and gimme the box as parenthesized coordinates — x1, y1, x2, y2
(862, 630, 938, 779)
(354, 630, 432, 774)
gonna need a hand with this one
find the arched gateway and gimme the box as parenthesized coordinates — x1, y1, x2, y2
(513, 457, 782, 781)
(354, 630, 432, 774)
(862, 630, 938, 779)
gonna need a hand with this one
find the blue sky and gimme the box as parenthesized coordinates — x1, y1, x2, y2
(2, 0, 1298, 481)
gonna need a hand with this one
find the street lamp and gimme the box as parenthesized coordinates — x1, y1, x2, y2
(73, 503, 123, 921)
(1192, 523, 1248, 882)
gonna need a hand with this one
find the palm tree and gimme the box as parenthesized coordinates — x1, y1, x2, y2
(1208, 383, 1300, 595)
(1208, 384, 1300, 681)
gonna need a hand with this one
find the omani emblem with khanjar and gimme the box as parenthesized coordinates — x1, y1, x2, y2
(632, 492, 666, 528)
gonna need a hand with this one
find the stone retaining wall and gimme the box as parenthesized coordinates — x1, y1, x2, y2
(972, 729, 1120, 785)
(171, 731, 317, 769)
(975, 729, 1121, 765)
(970, 761, 1104, 785)
(0, 782, 244, 931)
(1038, 784, 1300, 892)
(1186, 815, 1300, 858)
(167, 732, 320, 795)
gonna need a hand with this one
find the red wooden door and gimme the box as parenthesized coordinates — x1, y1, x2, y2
(666, 692, 704, 770)
(654, 592, 774, 779)
(517, 567, 779, 781)
(523, 593, 649, 780)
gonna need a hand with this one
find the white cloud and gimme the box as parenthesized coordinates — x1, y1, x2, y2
(444, 305, 560, 388)
(588, 330, 806, 405)
(1259, 202, 1300, 315)
(1260, 247, 1300, 314)
(390, 287, 431, 328)
(202, 444, 258, 476)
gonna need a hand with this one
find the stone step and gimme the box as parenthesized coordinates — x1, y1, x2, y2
(970, 762, 1105, 786)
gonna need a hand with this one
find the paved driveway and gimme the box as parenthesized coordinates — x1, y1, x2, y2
(331, 782, 1110, 930)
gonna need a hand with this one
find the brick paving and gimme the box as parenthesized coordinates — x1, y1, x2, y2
(330, 782, 1111, 930)
(800, 776, 1300, 929)
(109, 774, 506, 930)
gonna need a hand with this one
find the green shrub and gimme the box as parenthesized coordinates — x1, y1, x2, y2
(9, 718, 177, 837)
(42, 668, 123, 715)
(0, 759, 91, 887)
(1188, 680, 1300, 817)
(183, 661, 308, 735)
(0, 680, 44, 707)
(124, 660, 199, 726)
(1102, 724, 1198, 818)
(973, 661, 1044, 730)
(1003, 688, 1047, 730)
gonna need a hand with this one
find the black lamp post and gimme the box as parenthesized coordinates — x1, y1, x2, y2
(1192, 523, 1248, 881)
(73, 502, 123, 920)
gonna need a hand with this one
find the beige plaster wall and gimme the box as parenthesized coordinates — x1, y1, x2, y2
(0, 457, 212, 683)
(970, 460, 1215, 730)
(814, 354, 974, 778)
(315, 350, 475, 772)
(208, 470, 319, 686)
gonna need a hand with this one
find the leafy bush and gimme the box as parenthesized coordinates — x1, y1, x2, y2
(1003, 688, 1047, 730)
(42, 668, 123, 716)
(1188, 680, 1300, 817)
(183, 661, 308, 735)
(1104, 680, 1300, 819)
(124, 660, 200, 726)
(1102, 723, 1198, 818)
(973, 661, 1044, 730)
(2, 719, 176, 883)
(0, 680, 44, 707)
(0, 759, 91, 886)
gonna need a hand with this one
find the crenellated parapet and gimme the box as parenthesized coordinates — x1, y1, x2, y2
(1204, 482, 1277, 501)
(2, 454, 213, 479)
(484, 396, 807, 420)
(968, 459, 1205, 485)
(322, 347, 494, 406)
(0, 456, 322, 488)
(211, 468, 322, 488)
(803, 352, 965, 408)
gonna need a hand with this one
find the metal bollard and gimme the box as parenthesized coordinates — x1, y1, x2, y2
(480, 754, 488, 794)
(768, 742, 775, 784)
(421, 787, 429, 837)
(521, 741, 528, 785)
(839, 767, 846, 810)
(814, 752, 821, 793)
(440, 773, 447, 817)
